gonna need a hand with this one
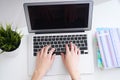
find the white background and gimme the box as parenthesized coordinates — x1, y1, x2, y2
(0, 0, 120, 80)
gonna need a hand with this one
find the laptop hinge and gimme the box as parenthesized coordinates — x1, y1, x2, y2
(35, 30, 85, 34)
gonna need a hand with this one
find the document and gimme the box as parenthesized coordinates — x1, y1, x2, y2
(96, 28, 120, 69)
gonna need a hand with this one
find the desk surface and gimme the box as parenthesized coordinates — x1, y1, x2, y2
(0, 0, 120, 80)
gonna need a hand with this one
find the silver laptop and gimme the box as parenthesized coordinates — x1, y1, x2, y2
(24, 0, 94, 76)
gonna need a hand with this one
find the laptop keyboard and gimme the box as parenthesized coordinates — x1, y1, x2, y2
(33, 34, 88, 56)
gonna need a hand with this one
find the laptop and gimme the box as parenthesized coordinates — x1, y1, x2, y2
(24, 0, 94, 76)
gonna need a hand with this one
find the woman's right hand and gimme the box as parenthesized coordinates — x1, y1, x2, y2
(61, 42, 80, 80)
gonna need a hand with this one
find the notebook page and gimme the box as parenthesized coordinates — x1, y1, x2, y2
(106, 30, 118, 67)
(100, 30, 114, 69)
(110, 28, 120, 67)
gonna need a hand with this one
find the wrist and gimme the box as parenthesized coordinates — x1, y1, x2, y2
(70, 70, 80, 80)
(32, 70, 44, 80)
(71, 75, 80, 80)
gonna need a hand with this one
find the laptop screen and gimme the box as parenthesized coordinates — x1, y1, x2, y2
(24, 1, 93, 33)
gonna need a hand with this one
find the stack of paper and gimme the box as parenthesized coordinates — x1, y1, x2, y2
(96, 28, 120, 69)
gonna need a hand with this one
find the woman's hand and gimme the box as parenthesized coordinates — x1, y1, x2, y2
(32, 45, 56, 80)
(61, 42, 80, 80)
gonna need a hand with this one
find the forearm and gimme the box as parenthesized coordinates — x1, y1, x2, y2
(32, 70, 44, 80)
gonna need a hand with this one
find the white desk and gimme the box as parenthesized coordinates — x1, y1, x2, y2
(0, 0, 120, 80)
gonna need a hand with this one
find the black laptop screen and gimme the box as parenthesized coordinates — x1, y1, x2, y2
(28, 3, 89, 30)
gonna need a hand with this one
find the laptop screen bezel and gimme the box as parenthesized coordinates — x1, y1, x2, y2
(24, 1, 93, 33)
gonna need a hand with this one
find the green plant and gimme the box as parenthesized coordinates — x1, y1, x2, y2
(0, 24, 23, 53)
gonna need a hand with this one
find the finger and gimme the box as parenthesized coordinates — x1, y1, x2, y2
(61, 53, 65, 63)
(49, 48, 55, 57)
(51, 54, 56, 63)
(70, 42, 74, 52)
(40, 47, 45, 56)
(77, 49, 80, 56)
(74, 44, 78, 54)
(65, 44, 70, 54)
(44, 45, 51, 55)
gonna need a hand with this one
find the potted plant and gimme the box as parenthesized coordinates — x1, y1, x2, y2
(0, 24, 23, 54)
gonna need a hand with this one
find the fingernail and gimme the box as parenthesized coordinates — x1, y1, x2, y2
(53, 48, 55, 50)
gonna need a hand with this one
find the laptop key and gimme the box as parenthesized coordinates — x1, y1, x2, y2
(81, 51, 84, 54)
(84, 40, 87, 46)
(34, 46, 39, 48)
(85, 52, 88, 54)
(55, 52, 61, 55)
(34, 49, 37, 52)
(80, 47, 88, 50)
(34, 42, 38, 45)
(82, 36, 87, 39)
(33, 38, 36, 41)
(34, 53, 37, 56)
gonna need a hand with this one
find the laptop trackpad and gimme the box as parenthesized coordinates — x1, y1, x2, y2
(46, 56, 68, 75)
